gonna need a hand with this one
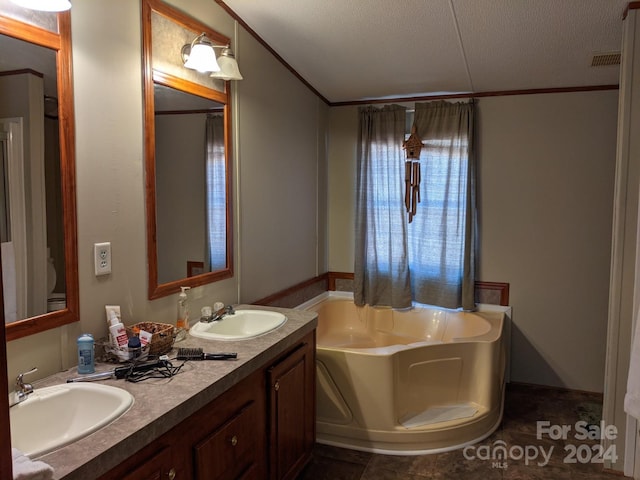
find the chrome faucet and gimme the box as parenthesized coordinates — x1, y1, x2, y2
(9, 367, 37, 407)
(200, 305, 235, 323)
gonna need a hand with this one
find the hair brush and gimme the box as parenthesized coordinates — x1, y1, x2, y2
(177, 347, 237, 361)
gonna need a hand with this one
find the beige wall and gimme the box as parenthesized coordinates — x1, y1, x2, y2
(236, 25, 329, 302)
(327, 90, 618, 392)
(327, 107, 357, 272)
(5, 0, 328, 384)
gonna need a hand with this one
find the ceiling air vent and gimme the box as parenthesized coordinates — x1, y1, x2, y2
(591, 52, 621, 67)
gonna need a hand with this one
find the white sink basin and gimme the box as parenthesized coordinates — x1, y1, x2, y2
(10, 382, 134, 458)
(189, 309, 287, 341)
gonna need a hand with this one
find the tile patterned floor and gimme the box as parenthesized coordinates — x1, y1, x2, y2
(297, 383, 626, 479)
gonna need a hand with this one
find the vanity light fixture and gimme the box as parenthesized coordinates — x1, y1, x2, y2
(210, 47, 243, 81)
(10, 0, 71, 11)
(181, 33, 220, 73)
(181, 33, 243, 80)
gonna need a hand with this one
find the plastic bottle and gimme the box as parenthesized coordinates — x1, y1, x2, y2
(108, 310, 129, 349)
(128, 335, 142, 360)
(77, 334, 95, 374)
(176, 286, 191, 330)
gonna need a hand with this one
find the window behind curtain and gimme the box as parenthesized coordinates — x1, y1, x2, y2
(206, 113, 226, 271)
(354, 105, 411, 308)
(355, 101, 476, 310)
(407, 135, 470, 304)
(410, 101, 476, 309)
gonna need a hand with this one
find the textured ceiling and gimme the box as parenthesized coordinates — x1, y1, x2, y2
(221, 0, 628, 103)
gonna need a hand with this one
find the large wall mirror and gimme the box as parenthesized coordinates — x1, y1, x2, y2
(143, 0, 233, 300)
(0, 6, 78, 341)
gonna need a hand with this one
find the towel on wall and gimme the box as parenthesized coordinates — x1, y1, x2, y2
(11, 448, 53, 480)
(624, 304, 640, 420)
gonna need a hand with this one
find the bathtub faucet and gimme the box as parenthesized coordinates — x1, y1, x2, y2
(200, 305, 235, 323)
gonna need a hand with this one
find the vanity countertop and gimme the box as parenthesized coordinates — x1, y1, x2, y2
(33, 305, 317, 480)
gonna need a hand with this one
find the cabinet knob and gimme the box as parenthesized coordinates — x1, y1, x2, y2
(167, 468, 176, 480)
(274, 381, 280, 391)
(231, 435, 238, 446)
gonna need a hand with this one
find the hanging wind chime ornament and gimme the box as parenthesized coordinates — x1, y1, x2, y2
(402, 125, 424, 223)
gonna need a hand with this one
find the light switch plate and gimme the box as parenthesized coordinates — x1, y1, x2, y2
(94, 242, 111, 276)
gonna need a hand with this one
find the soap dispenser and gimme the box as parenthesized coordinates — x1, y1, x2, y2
(177, 286, 191, 330)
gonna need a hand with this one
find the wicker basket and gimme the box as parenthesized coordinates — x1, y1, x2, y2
(100, 342, 150, 363)
(127, 322, 175, 356)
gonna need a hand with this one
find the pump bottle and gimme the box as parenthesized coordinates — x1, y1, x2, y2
(177, 286, 191, 330)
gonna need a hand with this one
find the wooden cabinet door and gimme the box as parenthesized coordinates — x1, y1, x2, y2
(268, 334, 315, 480)
(190, 368, 266, 480)
(119, 447, 175, 480)
(194, 400, 262, 480)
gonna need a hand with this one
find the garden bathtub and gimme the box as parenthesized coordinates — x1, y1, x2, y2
(297, 292, 510, 454)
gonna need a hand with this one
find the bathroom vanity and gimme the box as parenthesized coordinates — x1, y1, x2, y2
(103, 331, 315, 480)
(33, 306, 317, 480)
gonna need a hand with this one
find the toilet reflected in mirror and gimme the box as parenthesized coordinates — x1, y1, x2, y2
(46, 249, 65, 312)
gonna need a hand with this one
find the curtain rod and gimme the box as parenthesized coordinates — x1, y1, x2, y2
(404, 98, 476, 113)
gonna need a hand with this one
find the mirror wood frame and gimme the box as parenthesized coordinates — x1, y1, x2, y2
(0, 12, 79, 341)
(143, 0, 233, 300)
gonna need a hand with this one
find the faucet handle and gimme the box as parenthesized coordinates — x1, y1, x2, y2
(16, 367, 37, 392)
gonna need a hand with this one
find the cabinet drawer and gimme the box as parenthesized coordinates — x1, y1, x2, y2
(194, 400, 259, 480)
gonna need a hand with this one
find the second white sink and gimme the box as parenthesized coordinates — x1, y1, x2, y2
(10, 382, 134, 458)
(190, 309, 287, 341)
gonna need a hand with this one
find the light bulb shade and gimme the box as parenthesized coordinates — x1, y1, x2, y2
(10, 0, 71, 11)
(182, 34, 220, 73)
(210, 48, 243, 81)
